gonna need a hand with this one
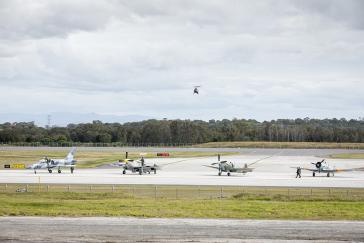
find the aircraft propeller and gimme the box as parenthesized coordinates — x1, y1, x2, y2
(312, 159, 325, 169)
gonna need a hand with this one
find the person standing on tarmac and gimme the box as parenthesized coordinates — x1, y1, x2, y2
(296, 167, 302, 178)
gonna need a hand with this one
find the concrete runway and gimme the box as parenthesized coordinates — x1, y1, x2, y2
(1, 217, 363, 242)
(1, 154, 364, 187)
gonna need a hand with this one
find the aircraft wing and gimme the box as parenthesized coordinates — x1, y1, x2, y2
(61, 164, 76, 168)
(234, 168, 251, 173)
(353, 167, 364, 171)
(247, 152, 281, 167)
(110, 162, 126, 168)
(203, 165, 219, 170)
(331, 168, 355, 172)
(300, 167, 357, 173)
(300, 167, 317, 172)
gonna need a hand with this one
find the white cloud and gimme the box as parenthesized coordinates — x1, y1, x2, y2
(0, 0, 363, 121)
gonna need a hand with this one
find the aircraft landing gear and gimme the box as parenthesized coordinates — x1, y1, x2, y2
(122, 170, 126, 174)
(154, 169, 156, 174)
(70, 167, 74, 174)
(218, 172, 221, 176)
(227, 172, 231, 176)
(313, 172, 315, 177)
(327, 173, 330, 177)
(34, 170, 37, 174)
(48, 169, 52, 173)
(58, 169, 61, 174)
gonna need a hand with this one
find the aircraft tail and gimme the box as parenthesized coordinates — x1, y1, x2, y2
(66, 148, 76, 163)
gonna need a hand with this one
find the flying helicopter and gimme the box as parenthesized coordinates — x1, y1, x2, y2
(193, 86, 201, 95)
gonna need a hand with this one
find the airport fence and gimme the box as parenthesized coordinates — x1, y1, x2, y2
(1, 184, 364, 201)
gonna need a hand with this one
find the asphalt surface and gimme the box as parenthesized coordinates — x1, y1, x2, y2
(1, 217, 363, 242)
(1, 146, 364, 156)
(1, 154, 364, 187)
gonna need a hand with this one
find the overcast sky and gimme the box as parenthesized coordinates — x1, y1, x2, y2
(0, 0, 363, 122)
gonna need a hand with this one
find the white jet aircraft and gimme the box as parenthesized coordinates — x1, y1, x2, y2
(28, 148, 77, 174)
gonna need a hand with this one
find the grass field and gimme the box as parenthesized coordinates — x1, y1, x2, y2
(330, 153, 364, 159)
(0, 150, 236, 169)
(0, 190, 363, 220)
(195, 141, 364, 149)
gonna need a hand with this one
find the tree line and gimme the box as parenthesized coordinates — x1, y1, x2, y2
(0, 118, 363, 144)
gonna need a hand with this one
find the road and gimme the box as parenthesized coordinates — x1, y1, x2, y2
(1, 146, 364, 156)
(0, 217, 363, 242)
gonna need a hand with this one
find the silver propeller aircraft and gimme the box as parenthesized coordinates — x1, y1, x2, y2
(28, 148, 77, 174)
(299, 159, 360, 177)
(113, 156, 160, 175)
(204, 155, 272, 176)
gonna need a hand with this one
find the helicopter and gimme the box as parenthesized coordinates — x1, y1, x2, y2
(193, 86, 201, 95)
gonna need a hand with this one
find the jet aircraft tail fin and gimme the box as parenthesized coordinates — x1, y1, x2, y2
(66, 148, 76, 162)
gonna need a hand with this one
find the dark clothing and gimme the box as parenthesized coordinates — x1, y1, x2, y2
(296, 167, 301, 178)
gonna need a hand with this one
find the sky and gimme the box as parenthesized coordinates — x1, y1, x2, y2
(0, 0, 364, 123)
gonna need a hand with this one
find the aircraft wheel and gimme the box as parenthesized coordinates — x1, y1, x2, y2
(34, 170, 37, 174)
(71, 167, 74, 174)
(139, 170, 142, 175)
(154, 170, 156, 174)
(313, 172, 315, 177)
(122, 170, 126, 174)
(218, 172, 221, 176)
(227, 172, 231, 176)
(148, 171, 150, 174)
(48, 169, 52, 173)
(58, 169, 61, 174)
(327, 173, 330, 177)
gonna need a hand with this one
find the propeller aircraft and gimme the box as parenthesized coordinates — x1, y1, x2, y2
(112, 154, 160, 175)
(204, 154, 272, 176)
(298, 159, 362, 177)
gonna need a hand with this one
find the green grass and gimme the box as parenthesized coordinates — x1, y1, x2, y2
(2, 184, 364, 200)
(0, 191, 363, 220)
(0, 150, 236, 169)
(194, 141, 364, 149)
(330, 153, 364, 159)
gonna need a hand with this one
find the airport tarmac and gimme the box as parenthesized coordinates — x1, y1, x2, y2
(1, 154, 364, 188)
(1, 217, 363, 242)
